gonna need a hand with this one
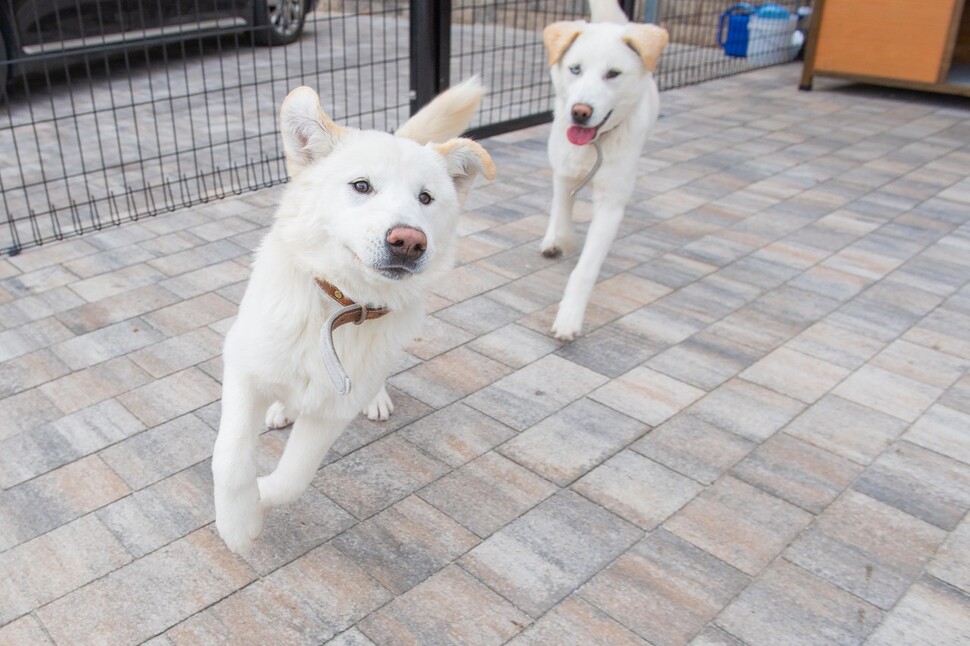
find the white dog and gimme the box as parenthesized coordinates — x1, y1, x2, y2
(541, 0, 668, 340)
(212, 80, 494, 553)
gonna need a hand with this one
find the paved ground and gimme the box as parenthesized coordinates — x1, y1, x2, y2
(1, 63, 969, 644)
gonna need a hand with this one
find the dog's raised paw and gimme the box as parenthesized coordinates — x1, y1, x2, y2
(541, 246, 563, 258)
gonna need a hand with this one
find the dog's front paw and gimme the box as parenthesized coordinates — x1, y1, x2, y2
(540, 230, 576, 258)
(265, 401, 293, 429)
(214, 481, 264, 554)
(363, 385, 394, 421)
(551, 303, 584, 342)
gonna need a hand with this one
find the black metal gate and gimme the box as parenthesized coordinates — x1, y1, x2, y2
(1, 0, 806, 255)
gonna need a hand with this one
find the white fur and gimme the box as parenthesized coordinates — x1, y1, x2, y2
(212, 81, 493, 553)
(542, 2, 668, 341)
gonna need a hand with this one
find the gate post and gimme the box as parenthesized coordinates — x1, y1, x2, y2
(409, 0, 452, 114)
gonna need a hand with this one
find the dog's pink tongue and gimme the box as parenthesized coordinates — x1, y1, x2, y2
(567, 125, 597, 146)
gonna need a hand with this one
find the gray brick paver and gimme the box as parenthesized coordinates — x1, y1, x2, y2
(1, 63, 969, 644)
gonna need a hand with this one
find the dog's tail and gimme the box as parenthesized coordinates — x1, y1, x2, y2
(589, 0, 629, 24)
(395, 77, 485, 145)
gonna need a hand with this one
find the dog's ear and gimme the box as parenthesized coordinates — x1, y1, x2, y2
(433, 138, 496, 203)
(622, 24, 668, 72)
(279, 86, 348, 178)
(543, 21, 584, 66)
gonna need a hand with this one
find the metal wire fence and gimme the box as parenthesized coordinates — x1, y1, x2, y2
(1, 0, 806, 255)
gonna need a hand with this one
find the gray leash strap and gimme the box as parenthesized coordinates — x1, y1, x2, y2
(319, 303, 361, 396)
(570, 140, 603, 198)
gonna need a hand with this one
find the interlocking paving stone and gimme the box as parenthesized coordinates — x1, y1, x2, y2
(572, 450, 703, 530)
(665, 475, 814, 576)
(740, 346, 851, 404)
(731, 432, 862, 514)
(99, 414, 216, 490)
(54, 284, 181, 336)
(853, 441, 970, 531)
(589, 366, 704, 427)
(0, 399, 144, 488)
(0, 616, 52, 645)
(116, 367, 222, 428)
(313, 435, 451, 520)
(508, 596, 648, 646)
(466, 323, 560, 369)
(580, 529, 750, 645)
(901, 403, 970, 465)
(332, 495, 479, 594)
(926, 515, 970, 594)
(358, 565, 530, 645)
(389, 346, 512, 409)
(864, 576, 970, 646)
(785, 490, 946, 609)
(498, 398, 647, 486)
(0, 455, 130, 551)
(164, 543, 388, 644)
(632, 412, 756, 485)
(39, 356, 152, 415)
(646, 330, 761, 390)
(689, 377, 804, 442)
(555, 322, 664, 378)
(716, 560, 883, 646)
(0, 388, 62, 443)
(0, 514, 132, 626)
(330, 388, 435, 457)
(419, 451, 557, 539)
(37, 527, 255, 645)
(399, 402, 515, 468)
(140, 292, 239, 337)
(460, 490, 641, 618)
(466, 355, 609, 432)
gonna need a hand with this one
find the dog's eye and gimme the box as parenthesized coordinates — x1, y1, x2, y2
(418, 191, 433, 205)
(351, 179, 372, 194)
(606, 69, 621, 79)
(568, 64, 581, 75)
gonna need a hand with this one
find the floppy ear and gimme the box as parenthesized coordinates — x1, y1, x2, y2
(433, 138, 496, 203)
(279, 86, 348, 178)
(543, 21, 584, 66)
(622, 24, 669, 72)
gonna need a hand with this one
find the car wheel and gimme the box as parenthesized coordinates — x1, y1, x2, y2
(254, 0, 307, 46)
(0, 29, 8, 103)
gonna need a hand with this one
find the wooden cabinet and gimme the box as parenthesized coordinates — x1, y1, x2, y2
(801, 0, 970, 96)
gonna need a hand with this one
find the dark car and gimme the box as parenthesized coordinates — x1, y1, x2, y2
(0, 0, 317, 99)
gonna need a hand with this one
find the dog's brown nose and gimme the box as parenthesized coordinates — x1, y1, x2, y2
(571, 103, 593, 124)
(386, 226, 427, 261)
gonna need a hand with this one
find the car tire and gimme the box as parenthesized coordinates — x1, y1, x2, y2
(0, 29, 8, 103)
(253, 0, 307, 46)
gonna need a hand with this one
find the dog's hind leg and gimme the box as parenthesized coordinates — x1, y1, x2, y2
(541, 174, 582, 258)
(363, 382, 394, 421)
(257, 413, 351, 508)
(265, 401, 293, 429)
(552, 199, 627, 341)
(212, 373, 271, 554)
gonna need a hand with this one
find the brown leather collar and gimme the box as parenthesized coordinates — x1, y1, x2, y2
(315, 278, 390, 329)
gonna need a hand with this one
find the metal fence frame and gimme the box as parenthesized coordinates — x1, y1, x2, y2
(1, 0, 806, 255)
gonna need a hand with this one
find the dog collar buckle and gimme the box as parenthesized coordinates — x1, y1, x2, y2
(315, 278, 390, 396)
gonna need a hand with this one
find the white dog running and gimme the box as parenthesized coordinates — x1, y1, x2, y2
(541, 0, 668, 341)
(212, 79, 494, 554)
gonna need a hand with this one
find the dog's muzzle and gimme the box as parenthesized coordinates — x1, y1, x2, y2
(567, 109, 613, 146)
(375, 225, 428, 279)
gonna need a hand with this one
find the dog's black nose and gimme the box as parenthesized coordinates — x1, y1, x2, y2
(571, 103, 593, 125)
(386, 226, 427, 262)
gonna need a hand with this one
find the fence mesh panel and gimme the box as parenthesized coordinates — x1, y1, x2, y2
(1, 0, 806, 254)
